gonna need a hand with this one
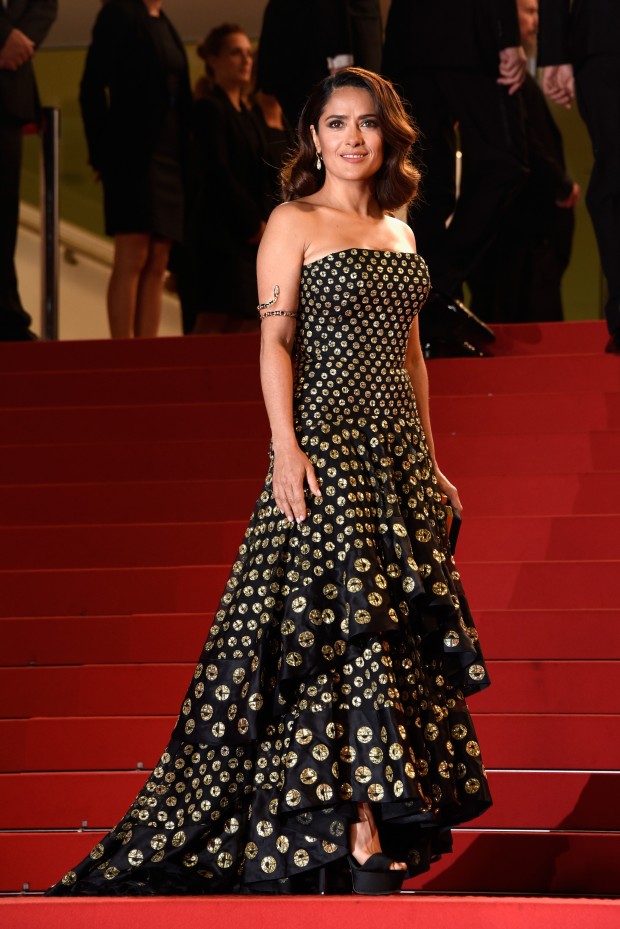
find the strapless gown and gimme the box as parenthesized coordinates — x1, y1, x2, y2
(48, 248, 492, 896)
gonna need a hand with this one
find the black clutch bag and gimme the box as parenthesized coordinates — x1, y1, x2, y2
(443, 499, 462, 553)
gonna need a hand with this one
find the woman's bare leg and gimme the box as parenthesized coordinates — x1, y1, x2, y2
(134, 238, 171, 338)
(107, 234, 150, 338)
(349, 802, 406, 870)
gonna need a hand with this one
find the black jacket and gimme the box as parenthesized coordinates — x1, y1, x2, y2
(257, 0, 383, 125)
(0, 0, 57, 124)
(190, 87, 271, 246)
(383, 0, 520, 75)
(516, 72, 573, 234)
(538, 0, 620, 66)
(79, 0, 191, 177)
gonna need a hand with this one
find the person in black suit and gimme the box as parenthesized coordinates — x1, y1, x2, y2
(539, 0, 620, 353)
(0, 0, 57, 341)
(80, 0, 191, 338)
(184, 23, 272, 334)
(383, 0, 529, 356)
(257, 0, 383, 128)
(468, 0, 579, 323)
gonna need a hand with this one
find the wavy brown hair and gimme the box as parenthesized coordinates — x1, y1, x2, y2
(280, 67, 420, 212)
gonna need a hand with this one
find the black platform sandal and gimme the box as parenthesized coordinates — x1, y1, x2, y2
(347, 853, 406, 895)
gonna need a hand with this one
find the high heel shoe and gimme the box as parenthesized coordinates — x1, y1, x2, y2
(347, 853, 406, 895)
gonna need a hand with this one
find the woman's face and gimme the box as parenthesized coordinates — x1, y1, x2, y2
(311, 86, 384, 183)
(208, 32, 253, 89)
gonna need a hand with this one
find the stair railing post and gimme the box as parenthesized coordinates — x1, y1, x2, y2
(39, 106, 60, 341)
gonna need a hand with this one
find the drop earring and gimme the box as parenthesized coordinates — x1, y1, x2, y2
(316, 151, 323, 170)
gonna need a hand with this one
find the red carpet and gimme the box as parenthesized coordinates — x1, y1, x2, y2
(0, 895, 618, 929)
(0, 320, 619, 921)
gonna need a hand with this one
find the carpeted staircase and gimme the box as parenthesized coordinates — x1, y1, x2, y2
(0, 321, 619, 925)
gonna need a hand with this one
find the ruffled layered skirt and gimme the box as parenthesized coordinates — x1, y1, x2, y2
(49, 408, 491, 896)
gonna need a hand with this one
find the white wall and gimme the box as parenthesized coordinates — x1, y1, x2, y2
(16, 223, 183, 340)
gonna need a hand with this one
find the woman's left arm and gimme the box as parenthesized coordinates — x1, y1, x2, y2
(405, 316, 463, 516)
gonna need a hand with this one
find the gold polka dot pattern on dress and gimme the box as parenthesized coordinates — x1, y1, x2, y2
(47, 248, 491, 897)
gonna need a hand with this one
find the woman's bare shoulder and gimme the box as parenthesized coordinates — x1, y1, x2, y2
(384, 214, 417, 250)
(264, 200, 322, 245)
(271, 198, 323, 219)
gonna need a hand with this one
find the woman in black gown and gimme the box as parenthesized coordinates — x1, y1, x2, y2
(47, 67, 491, 897)
(187, 24, 272, 334)
(79, 0, 191, 337)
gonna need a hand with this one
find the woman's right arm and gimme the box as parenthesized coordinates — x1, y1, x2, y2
(257, 205, 322, 524)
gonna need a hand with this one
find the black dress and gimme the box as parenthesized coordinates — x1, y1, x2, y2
(47, 249, 491, 896)
(188, 88, 271, 319)
(141, 14, 188, 243)
(79, 0, 191, 241)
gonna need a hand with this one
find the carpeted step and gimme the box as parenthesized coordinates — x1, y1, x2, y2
(1, 770, 616, 831)
(476, 609, 620, 659)
(0, 480, 261, 526)
(489, 319, 608, 356)
(2, 432, 618, 485)
(429, 352, 620, 394)
(416, 830, 620, 894)
(454, 472, 620, 518)
(466, 770, 620, 830)
(2, 392, 619, 445)
(20, 353, 620, 404)
(0, 560, 618, 617)
(2, 897, 620, 929)
(2, 715, 176, 772)
(461, 560, 620, 610)
(0, 564, 232, 617)
(1, 353, 618, 408)
(0, 321, 608, 377)
(1, 472, 619, 527)
(1, 321, 618, 904)
(457, 514, 620, 560)
(3, 714, 616, 773)
(0, 400, 270, 444)
(0, 613, 215, 666)
(0, 438, 269, 484)
(0, 365, 262, 408)
(0, 770, 148, 829)
(0, 521, 247, 570)
(1, 514, 618, 570)
(0, 333, 261, 373)
(2, 828, 619, 895)
(3, 609, 618, 667)
(0, 659, 616, 718)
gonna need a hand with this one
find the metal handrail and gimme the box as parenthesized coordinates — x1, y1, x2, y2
(39, 107, 60, 340)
